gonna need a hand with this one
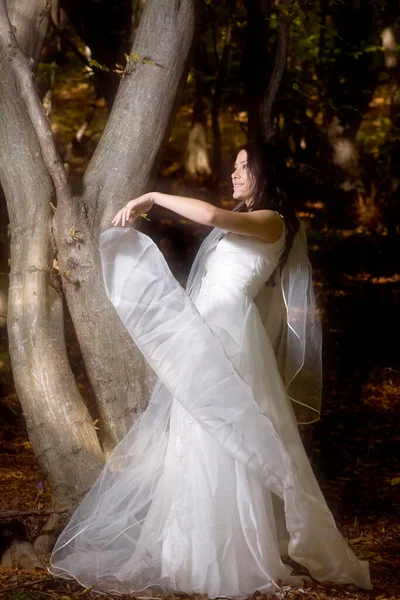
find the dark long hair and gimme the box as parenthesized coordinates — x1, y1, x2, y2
(234, 142, 299, 284)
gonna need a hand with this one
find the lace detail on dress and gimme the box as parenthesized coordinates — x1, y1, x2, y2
(196, 273, 210, 308)
(195, 247, 220, 310)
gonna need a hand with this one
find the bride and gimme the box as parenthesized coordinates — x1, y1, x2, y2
(48, 142, 372, 597)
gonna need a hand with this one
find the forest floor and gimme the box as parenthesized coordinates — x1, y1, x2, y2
(1, 78, 400, 599)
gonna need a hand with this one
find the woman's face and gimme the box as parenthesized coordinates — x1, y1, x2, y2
(231, 149, 254, 207)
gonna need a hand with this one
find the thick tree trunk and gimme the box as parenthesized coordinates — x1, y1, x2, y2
(0, 188, 8, 329)
(53, 200, 154, 452)
(53, 1, 199, 441)
(132, 0, 147, 39)
(83, 0, 199, 236)
(0, 0, 104, 510)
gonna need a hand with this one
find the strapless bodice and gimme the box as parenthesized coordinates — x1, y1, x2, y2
(196, 229, 285, 307)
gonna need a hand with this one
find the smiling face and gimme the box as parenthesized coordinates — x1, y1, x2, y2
(231, 149, 255, 208)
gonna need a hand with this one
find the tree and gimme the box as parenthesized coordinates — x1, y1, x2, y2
(243, 0, 304, 142)
(0, 0, 199, 564)
(243, 0, 272, 141)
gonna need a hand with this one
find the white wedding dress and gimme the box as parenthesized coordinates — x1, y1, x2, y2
(48, 225, 372, 597)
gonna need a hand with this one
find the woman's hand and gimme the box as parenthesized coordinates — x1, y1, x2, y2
(112, 193, 156, 227)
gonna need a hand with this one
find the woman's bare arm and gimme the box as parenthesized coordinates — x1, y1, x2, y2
(112, 192, 283, 244)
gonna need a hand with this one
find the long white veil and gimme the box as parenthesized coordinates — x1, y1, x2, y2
(186, 202, 322, 424)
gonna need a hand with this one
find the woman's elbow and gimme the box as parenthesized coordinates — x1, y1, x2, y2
(206, 205, 220, 227)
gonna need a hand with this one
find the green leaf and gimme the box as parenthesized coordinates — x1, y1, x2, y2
(89, 59, 110, 72)
(126, 52, 157, 67)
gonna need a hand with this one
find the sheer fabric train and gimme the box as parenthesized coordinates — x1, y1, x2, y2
(185, 215, 322, 425)
(48, 224, 372, 597)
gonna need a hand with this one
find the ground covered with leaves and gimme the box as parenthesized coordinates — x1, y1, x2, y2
(1, 202, 399, 599)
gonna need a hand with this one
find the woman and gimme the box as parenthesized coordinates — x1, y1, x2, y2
(48, 143, 372, 597)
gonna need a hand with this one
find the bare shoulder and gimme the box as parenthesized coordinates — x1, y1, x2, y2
(211, 206, 284, 243)
(249, 209, 284, 244)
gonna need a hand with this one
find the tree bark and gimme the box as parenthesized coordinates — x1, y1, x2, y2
(0, 187, 8, 328)
(132, 0, 147, 39)
(53, 197, 155, 453)
(0, 0, 104, 510)
(83, 0, 200, 237)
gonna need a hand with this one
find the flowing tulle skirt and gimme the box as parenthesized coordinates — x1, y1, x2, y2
(48, 227, 372, 597)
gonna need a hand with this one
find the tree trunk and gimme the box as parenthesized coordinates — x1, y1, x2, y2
(0, 188, 8, 329)
(52, 198, 155, 453)
(261, 0, 294, 141)
(381, 19, 400, 236)
(211, 21, 232, 182)
(132, 0, 147, 39)
(0, 0, 104, 510)
(83, 0, 199, 236)
(184, 35, 212, 181)
(243, 0, 272, 141)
